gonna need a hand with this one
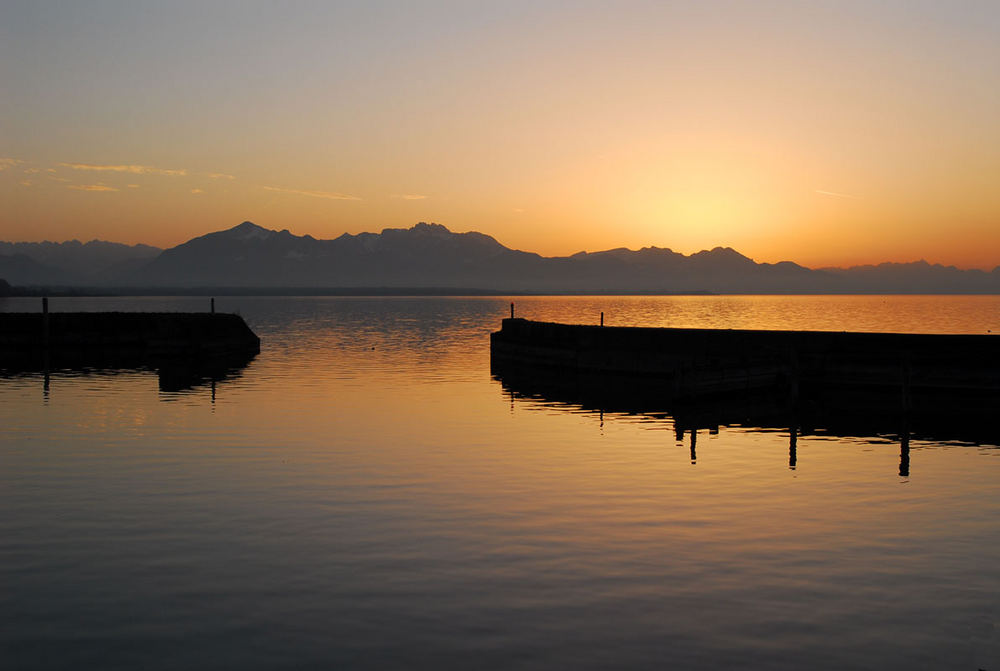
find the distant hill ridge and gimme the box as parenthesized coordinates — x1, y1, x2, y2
(2, 221, 998, 294)
(0, 239, 161, 286)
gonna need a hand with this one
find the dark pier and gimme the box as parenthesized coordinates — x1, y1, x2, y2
(0, 310, 260, 375)
(492, 319, 1000, 469)
(490, 318, 1000, 399)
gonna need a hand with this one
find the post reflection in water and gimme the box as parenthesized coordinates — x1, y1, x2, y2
(789, 424, 798, 470)
(900, 425, 911, 478)
(492, 362, 1000, 477)
(6, 351, 257, 402)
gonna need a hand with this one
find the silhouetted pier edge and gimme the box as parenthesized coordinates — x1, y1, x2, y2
(490, 318, 1000, 399)
(0, 310, 261, 372)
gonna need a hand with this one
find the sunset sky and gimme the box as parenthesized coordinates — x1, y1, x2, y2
(2, 1, 998, 269)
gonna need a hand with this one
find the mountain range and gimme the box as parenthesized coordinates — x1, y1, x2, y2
(2, 221, 998, 294)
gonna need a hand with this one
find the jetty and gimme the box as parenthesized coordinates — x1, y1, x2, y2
(0, 305, 260, 373)
(490, 318, 1000, 400)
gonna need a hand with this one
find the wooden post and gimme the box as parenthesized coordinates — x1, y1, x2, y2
(600, 311, 604, 326)
(211, 297, 215, 314)
(510, 302, 514, 319)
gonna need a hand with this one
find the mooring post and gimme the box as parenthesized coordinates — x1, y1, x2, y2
(211, 297, 215, 314)
(600, 311, 604, 327)
(42, 296, 50, 348)
(510, 302, 514, 319)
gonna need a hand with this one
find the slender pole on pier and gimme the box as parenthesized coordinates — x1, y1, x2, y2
(510, 302, 514, 319)
(211, 297, 215, 314)
(600, 311, 604, 327)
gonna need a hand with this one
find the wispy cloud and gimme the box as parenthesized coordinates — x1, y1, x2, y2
(127, 184, 140, 188)
(262, 185, 360, 200)
(815, 189, 859, 199)
(206, 172, 235, 180)
(0, 158, 23, 171)
(59, 162, 187, 176)
(19, 180, 33, 187)
(68, 184, 119, 192)
(391, 193, 428, 200)
(23, 167, 40, 175)
(190, 188, 204, 194)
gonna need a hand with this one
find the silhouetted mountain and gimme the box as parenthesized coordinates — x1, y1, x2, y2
(4, 222, 999, 293)
(132, 221, 543, 288)
(0, 239, 160, 286)
(0, 253, 73, 286)
(819, 261, 1000, 293)
(128, 221, 843, 292)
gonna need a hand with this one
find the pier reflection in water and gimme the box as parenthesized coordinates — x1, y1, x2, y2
(1, 349, 257, 398)
(492, 362, 1000, 478)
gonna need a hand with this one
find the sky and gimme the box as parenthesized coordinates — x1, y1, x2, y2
(2, 0, 999, 269)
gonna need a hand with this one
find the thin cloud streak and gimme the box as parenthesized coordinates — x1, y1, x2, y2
(0, 158, 23, 171)
(68, 184, 119, 192)
(262, 185, 360, 200)
(815, 189, 859, 199)
(391, 193, 428, 200)
(59, 162, 187, 176)
(207, 172, 235, 179)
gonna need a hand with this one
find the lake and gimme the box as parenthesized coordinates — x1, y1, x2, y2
(2, 295, 999, 670)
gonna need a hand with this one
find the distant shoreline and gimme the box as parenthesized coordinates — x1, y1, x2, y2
(3, 286, 1000, 298)
(0, 286, 715, 297)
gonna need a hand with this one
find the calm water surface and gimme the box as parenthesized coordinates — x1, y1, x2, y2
(2, 295, 999, 670)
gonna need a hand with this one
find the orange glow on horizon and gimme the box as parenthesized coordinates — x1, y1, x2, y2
(2, 3, 998, 271)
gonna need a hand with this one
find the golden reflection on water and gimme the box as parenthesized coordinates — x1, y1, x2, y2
(2, 295, 999, 669)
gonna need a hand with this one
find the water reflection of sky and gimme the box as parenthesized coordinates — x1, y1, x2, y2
(2, 296, 999, 670)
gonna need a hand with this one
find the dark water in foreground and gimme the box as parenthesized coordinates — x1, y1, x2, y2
(2, 295, 999, 670)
